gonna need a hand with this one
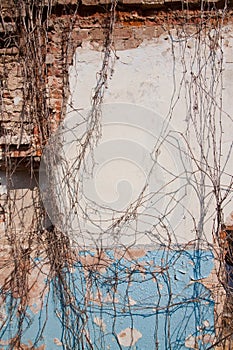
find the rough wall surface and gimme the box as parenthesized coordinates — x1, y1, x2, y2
(0, 1, 232, 349)
(1, 5, 233, 157)
(0, 249, 215, 349)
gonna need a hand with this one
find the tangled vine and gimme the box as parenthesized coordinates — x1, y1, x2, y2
(0, 0, 233, 349)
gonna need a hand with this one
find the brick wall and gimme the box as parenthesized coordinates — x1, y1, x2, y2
(1, 0, 233, 163)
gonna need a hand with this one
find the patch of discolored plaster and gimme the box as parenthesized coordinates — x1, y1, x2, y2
(115, 247, 146, 261)
(23, 344, 45, 350)
(117, 327, 142, 347)
(185, 333, 215, 349)
(0, 235, 50, 315)
(201, 334, 215, 344)
(26, 263, 50, 314)
(128, 296, 137, 306)
(0, 297, 6, 327)
(87, 289, 120, 305)
(195, 265, 220, 293)
(0, 247, 215, 348)
(0, 339, 45, 349)
(103, 292, 119, 303)
(94, 316, 107, 332)
(185, 335, 197, 349)
(79, 250, 112, 274)
(0, 238, 14, 285)
(54, 337, 63, 346)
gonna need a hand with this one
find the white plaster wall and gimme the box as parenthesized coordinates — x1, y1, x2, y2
(45, 26, 233, 247)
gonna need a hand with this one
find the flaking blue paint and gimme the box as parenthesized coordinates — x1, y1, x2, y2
(0, 249, 215, 349)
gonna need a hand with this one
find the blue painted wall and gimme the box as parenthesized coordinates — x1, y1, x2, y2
(0, 249, 215, 349)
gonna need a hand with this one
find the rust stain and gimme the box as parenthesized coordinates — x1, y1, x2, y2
(184, 335, 196, 349)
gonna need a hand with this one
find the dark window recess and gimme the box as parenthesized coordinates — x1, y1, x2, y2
(1, 144, 31, 152)
(3, 17, 12, 23)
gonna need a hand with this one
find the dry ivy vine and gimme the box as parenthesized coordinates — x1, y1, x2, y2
(0, 0, 233, 349)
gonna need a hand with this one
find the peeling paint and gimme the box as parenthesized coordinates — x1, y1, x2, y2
(117, 327, 142, 347)
(202, 320, 210, 328)
(115, 248, 147, 261)
(0, 297, 6, 327)
(0, 339, 45, 349)
(185, 335, 197, 349)
(79, 250, 112, 273)
(128, 296, 137, 306)
(94, 317, 106, 332)
(103, 292, 119, 303)
(0, 247, 216, 349)
(54, 338, 63, 346)
(1, 10, 229, 347)
(201, 334, 215, 345)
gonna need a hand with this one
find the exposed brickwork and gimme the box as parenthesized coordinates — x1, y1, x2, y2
(0, 0, 228, 9)
(1, 1, 233, 164)
(0, 2, 231, 348)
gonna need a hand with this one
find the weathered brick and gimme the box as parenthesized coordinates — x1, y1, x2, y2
(1, 111, 22, 122)
(1, 0, 15, 9)
(45, 53, 55, 64)
(114, 28, 133, 40)
(9, 63, 22, 78)
(6, 77, 23, 91)
(71, 30, 89, 44)
(50, 89, 63, 99)
(47, 76, 63, 88)
(114, 37, 143, 50)
(89, 28, 106, 40)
